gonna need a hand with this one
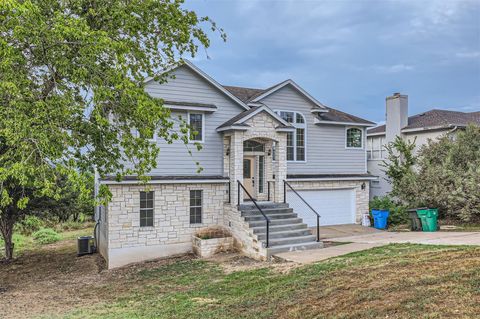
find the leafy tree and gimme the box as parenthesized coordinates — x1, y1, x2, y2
(0, 0, 224, 259)
(383, 125, 480, 221)
(382, 136, 419, 205)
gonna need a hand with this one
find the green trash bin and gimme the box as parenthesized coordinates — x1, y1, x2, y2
(417, 209, 438, 232)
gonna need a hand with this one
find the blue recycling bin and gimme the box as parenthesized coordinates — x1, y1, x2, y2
(371, 209, 390, 229)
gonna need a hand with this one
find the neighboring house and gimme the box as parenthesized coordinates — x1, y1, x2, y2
(97, 61, 376, 268)
(367, 93, 480, 199)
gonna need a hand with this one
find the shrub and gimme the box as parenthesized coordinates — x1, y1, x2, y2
(16, 216, 44, 235)
(32, 228, 61, 245)
(370, 196, 409, 226)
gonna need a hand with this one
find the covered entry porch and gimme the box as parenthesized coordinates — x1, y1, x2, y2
(218, 106, 292, 206)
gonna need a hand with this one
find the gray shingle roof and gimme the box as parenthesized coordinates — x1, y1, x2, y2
(367, 109, 480, 134)
(222, 86, 266, 103)
(217, 105, 263, 129)
(318, 107, 375, 125)
(223, 84, 374, 125)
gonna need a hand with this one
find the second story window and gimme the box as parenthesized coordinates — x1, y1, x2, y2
(277, 111, 306, 162)
(188, 113, 204, 142)
(346, 127, 363, 149)
(367, 136, 385, 159)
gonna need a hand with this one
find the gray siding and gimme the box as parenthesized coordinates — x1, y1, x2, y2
(259, 85, 367, 174)
(140, 65, 245, 176)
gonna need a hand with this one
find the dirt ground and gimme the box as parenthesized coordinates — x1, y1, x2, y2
(0, 239, 285, 319)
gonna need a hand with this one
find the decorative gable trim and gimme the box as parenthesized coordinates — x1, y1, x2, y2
(250, 79, 328, 111)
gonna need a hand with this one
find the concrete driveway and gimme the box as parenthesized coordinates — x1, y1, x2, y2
(329, 230, 480, 246)
(277, 225, 480, 264)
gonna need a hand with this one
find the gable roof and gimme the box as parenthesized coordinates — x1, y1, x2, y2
(367, 109, 480, 135)
(225, 83, 374, 126)
(217, 104, 293, 131)
(145, 60, 249, 110)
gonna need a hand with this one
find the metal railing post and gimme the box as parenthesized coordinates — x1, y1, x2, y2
(283, 180, 286, 203)
(237, 180, 270, 248)
(237, 182, 241, 206)
(284, 180, 321, 243)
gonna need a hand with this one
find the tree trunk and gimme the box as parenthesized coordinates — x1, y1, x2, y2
(0, 208, 16, 260)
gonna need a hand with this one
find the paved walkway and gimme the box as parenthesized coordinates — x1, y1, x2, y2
(277, 227, 480, 264)
(276, 242, 383, 264)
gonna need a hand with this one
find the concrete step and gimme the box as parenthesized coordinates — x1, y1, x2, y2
(248, 218, 303, 227)
(251, 223, 308, 234)
(239, 202, 289, 211)
(257, 229, 312, 240)
(243, 212, 297, 222)
(267, 235, 318, 247)
(267, 241, 324, 256)
(241, 208, 294, 217)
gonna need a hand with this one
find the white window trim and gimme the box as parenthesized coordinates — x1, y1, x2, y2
(187, 112, 205, 144)
(189, 189, 203, 225)
(345, 127, 364, 149)
(275, 110, 307, 163)
(139, 191, 155, 228)
(367, 136, 385, 160)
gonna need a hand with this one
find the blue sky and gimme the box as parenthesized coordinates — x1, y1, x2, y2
(184, 0, 480, 123)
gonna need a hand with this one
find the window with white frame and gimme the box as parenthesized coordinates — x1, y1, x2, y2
(276, 111, 306, 161)
(346, 127, 363, 148)
(367, 136, 385, 159)
(140, 191, 154, 227)
(189, 190, 203, 224)
(188, 113, 204, 142)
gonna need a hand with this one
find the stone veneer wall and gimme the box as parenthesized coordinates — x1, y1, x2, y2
(223, 204, 267, 260)
(286, 180, 370, 223)
(105, 182, 228, 268)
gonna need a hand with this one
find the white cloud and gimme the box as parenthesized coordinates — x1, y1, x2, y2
(456, 51, 480, 58)
(352, 64, 415, 74)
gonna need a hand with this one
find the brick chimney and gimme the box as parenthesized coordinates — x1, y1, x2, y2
(385, 93, 408, 143)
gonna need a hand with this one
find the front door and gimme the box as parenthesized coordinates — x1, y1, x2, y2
(243, 156, 255, 199)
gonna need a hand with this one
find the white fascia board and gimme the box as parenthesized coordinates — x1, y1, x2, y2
(100, 179, 229, 185)
(400, 124, 462, 134)
(314, 118, 375, 127)
(216, 125, 250, 132)
(286, 176, 378, 182)
(311, 109, 329, 113)
(251, 79, 328, 110)
(366, 131, 386, 137)
(164, 104, 217, 113)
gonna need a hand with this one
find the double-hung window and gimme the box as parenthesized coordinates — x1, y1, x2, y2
(188, 113, 204, 142)
(367, 136, 385, 159)
(140, 191, 154, 227)
(189, 190, 202, 224)
(277, 111, 306, 162)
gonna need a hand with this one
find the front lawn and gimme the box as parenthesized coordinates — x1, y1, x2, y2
(1, 237, 479, 319)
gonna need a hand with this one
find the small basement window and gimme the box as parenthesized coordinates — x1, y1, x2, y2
(140, 191, 154, 227)
(190, 190, 203, 224)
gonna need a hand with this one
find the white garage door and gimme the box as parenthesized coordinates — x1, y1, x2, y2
(287, 188, 356, 226)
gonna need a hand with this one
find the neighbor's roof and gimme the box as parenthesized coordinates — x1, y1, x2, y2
(368, 109, 480, 135)
(223, 84, 373, 126)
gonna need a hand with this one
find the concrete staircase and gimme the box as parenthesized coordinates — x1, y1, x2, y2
(239, 202, 323, 256)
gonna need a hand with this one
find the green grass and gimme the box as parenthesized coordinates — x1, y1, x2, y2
(57, 244, 480, 319)
(0, 226, 93, 258)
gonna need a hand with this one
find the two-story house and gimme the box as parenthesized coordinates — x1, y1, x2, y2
(97, 61, 376, 268)
(367, 93, 480, 199)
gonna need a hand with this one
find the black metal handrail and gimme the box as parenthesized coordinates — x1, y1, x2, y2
(283, 180, 321, 242)
(237, 180, 271, 248)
